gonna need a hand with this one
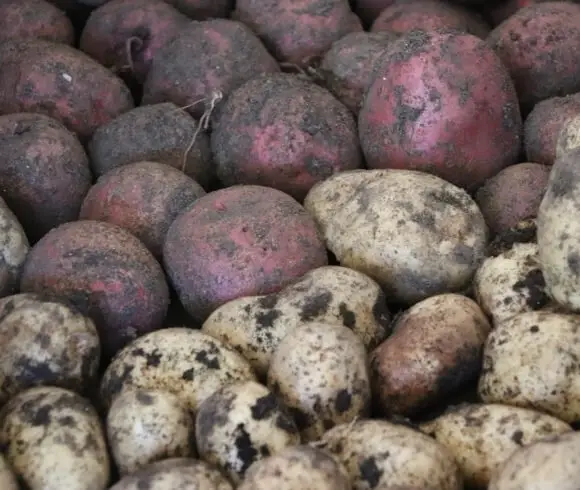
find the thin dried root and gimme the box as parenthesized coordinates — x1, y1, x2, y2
(125, 36, 143, 74)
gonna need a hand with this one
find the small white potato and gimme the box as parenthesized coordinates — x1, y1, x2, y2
(238, 445, 351, 490)
(478, 311, 580, 423)
(556, 114, 580, 157)
(267, 322, 370, 442)
(107, 389, 196, 476)
(489, 431, 580, 490)
(304, 169, 488, 305)
(0, 293, 100, 405)
(318, 419, 463, 490)
(0, 196, 29, 298)
(0, 386, 110, 490)
(196, 380, 300, 483)
(421, 403, 572, 489)
(0, 453, 18, 490)
(100, 328, 257, 412)
(202, 265, 391, 377)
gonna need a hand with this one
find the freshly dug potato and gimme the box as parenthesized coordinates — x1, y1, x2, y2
(107, 389, 196, 476)
(318, 419, 463, 490)
(238, 445, 351, 490)
(0, 293, 100, 405)
(475, 163, 551, 236)
(0, 386, 110, 490)
(20, 220, 170, 359)
(88, 102, 214, 188)
(524, 93, 580, 165)
(110, 458, 233, 490)
(0, 0, 74, 44)
(142, 19, 279, 119)
(556, 113, 580, 157)
(0, 454, 18, 490)
(0, 113, 92, 243)
(195, 380, 299, 483)
(202, 265, 391, 377)
(80, 0, 189, 83)
(478, 311, 580, 424)
(319, 31, 398, 114)
(359, 29, 521, 190)
(267, 322, 370, 442)
(487, 2, 580, 111)
(304, 169, 488, 305)
(0, 39, 134, 141)
(371, 294, 491, 417)
(164, 185, 328, 323)
(79, 161, 206, 258)
(100, 328, 257, 412)
(489, 431, 580, 490)
(421, 403, 572, 489)
(0, 197, 29, 298)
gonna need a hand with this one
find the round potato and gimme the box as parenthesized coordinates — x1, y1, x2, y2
(0, 453, 18, 490)
(195, 380, 299, 483)
(267, 322, 370, 442)
(0, 196, 29, 298)
(370, 294, 491, 417)
(318, 419, 463, 490)
(478, 311, 580, 423)
(202, 265, 391, 377)
(107, 389, 196, 476)
(0, 293, 100, 405)
(0, 386, 110, 490)
(421, 403, 572, 489)
(556, 113, 580, 157)
(304, 169, 488, 305)
(100, 328, 257, 412)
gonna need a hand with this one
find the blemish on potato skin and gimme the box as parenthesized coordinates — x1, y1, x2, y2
(233, 423, 259, 473)
(255, 309, 282, 329)
(195, 350, 221, 370)
(299, 291, 333, 321)
(359, 456, 383, 488)
(338, 302, 356, 328)
(512, 268, 550, 309)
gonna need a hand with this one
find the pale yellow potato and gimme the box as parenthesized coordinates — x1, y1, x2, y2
(0, 453, 18, 490)
(421, 403, 572, 488)
(0, 196, 29, 298)
(556, 114, 580, 158)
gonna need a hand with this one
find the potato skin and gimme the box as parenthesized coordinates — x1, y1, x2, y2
(0, 197, 29, 298)
(371, 294, 491, 417)
(421, 403, 572, 489)
(0, 454, 18, 490)
(359, 30, 521, 190)
(556, 113, 580, 157)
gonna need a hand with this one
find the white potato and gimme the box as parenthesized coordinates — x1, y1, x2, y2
(0, 196, 29, 298)
(556, 114, 580, 158)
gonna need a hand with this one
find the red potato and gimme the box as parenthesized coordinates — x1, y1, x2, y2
(210, 73, 363, 201)
(0, 0, 74, 45)
(80, 0, 190, 83)
(163, 185, 328, 323)
(0, 39, 134, 142)
(20, 220, 170, 359)
(487, 2, 580, 112)
(163, 0, 234, 19)
(142, 19, 279, 120)
(359, 29, 522, 191)
(233, 0, 362, 67)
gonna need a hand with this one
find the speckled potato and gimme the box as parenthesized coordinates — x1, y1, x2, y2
(195, 380, 299, 483)
(0, 196, 29, 298)
(370, 294, 491, 417)
(318, 419, 463, 490)
(202, 265, 391, 377)
(267, 322, 370, 442)
(304, 169, 488, 305)
(489, 431, 580, 490)
(0, 293, 100, 405)
(109, 457, 233, 490)
(0, 386, 110, 490)
(0, 453, 18, 490)
(107, 389, 196, 476)
(237, 445, 351, 490)
(556, 114, 580, 157)
(100, 328, 257, 412)
(421, 403, 572, 489)
(478, 311, 580, 423)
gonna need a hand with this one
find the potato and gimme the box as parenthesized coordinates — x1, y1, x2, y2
(202, 265, 391, 377)
(370, 294, 491, 417)
(238, 445, 351, 490)
(318, 419, 463, 490)
(0, 196, 29, 298)
(304, 169, 488, 305)
(107, 389, 196, 476)
(0, 454, 18, 490)
(266, 322, 370, 442)
(0, 386, 110, 490)
(110, 457, 233, 490)
(421, 403, 572, 489)
(195, 380, 299, 483)
(556, 113, 580, 157)
(489, 431, 580, 490)
(478, 311, 580, 424)
(100, 328, 257, 412)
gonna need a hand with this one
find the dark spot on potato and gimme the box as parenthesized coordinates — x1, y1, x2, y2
(338, 302, 356, 328)
(131, 348, 162, 367)
(102, 363, 134, 402)
(568, 253, 580, 276)
(410, 210, 436, 230)
(287, 406, 312, 430)
(487, 219, 537, 257)
(550, 169, 576, 199)
(530, 325, 540, 333)
(255, 309, 281, 329)
(196, 391, 233, 443)
(250, 393, 277, 420)
(58, 415, 77, 427)
(511, 429, 524, 445)
(393, 84, 425, 142)
(512, 268, 550, 309)
(12, 357, 58, 386)
(22, 402, 52, 427)
(234, 423, 258, 473)
(181, 368, 194, 381)
(359, 456, 383, 488)
(258, 295, 279, 309)
(135, 391, 154, 405)
(195, 350, 220, 370)
(300, 291, 333, 321)
(334, 389, 352, 413)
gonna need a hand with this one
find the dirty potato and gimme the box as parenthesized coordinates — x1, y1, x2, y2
(0, 196, 29, 298)
(556, 113, 580, 158)
(0, 453, 18, 490)
(421, 403, 572, 489)
(202, 265, 391, 377)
